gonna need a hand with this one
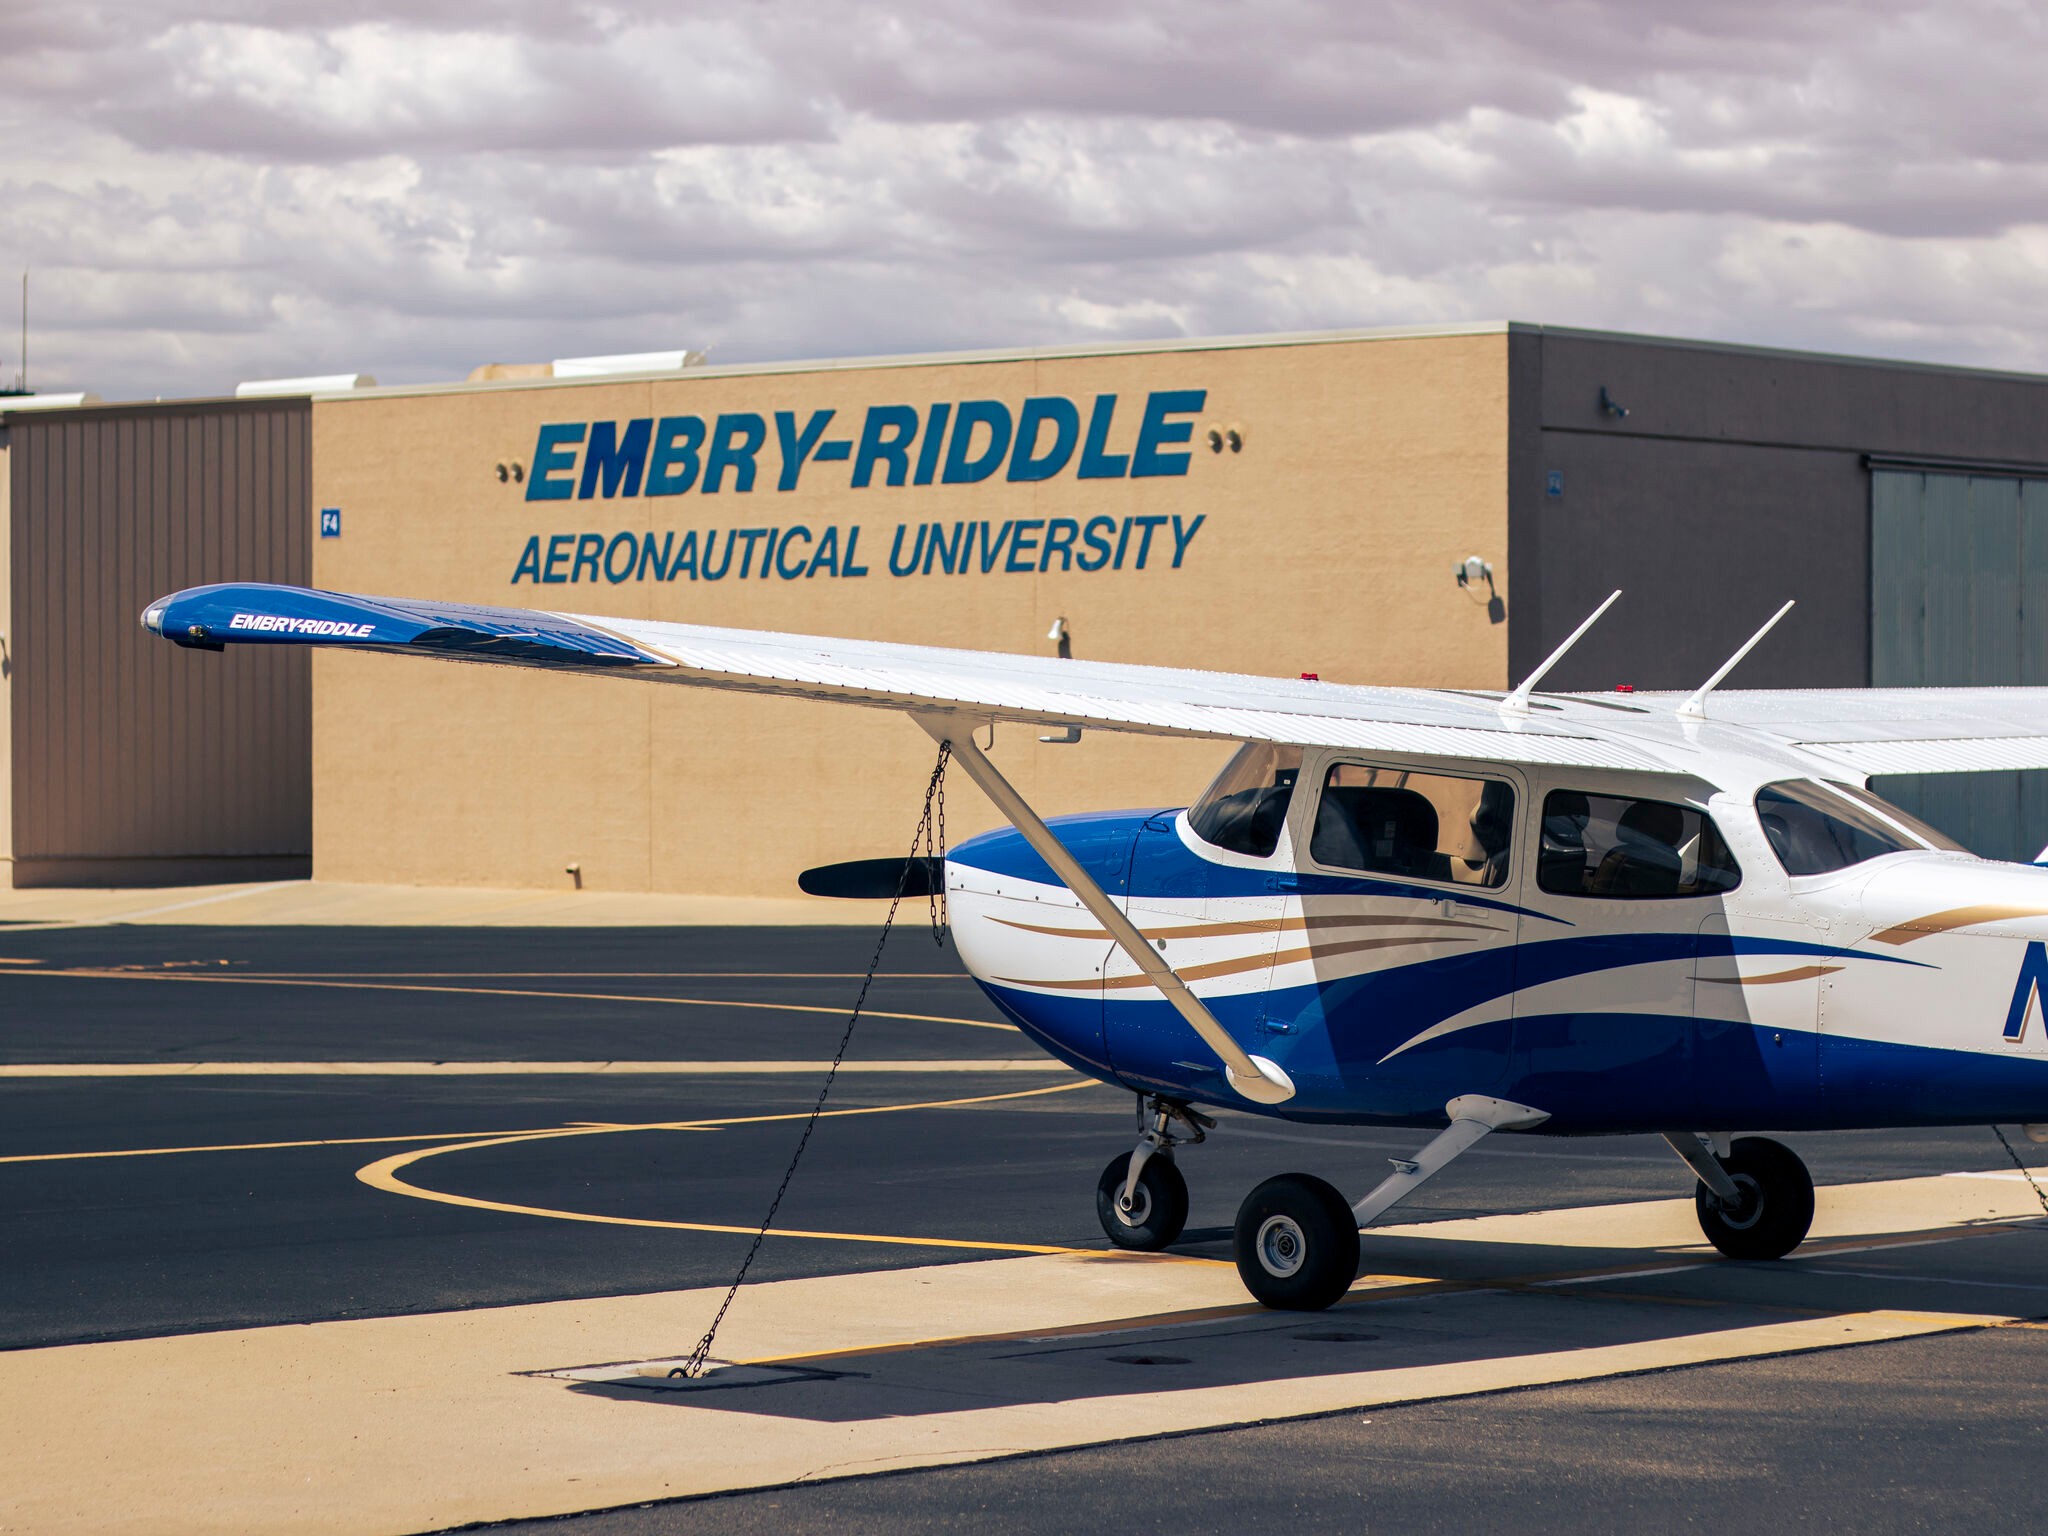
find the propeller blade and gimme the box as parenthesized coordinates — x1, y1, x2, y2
(796, 856, 943, 900)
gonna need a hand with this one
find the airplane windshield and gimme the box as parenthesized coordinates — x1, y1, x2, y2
(1188, 743, 1302, 858)
(1755, 780, 1965, 876)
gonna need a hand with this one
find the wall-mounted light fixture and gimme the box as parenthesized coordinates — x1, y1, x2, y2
(1598, 386, 1629, 419)
(1047, 616, 1072, 660)
(1456, 556, 1507, 625)
(494, 461, 526, 483)
(1204, 425, 1245, 453)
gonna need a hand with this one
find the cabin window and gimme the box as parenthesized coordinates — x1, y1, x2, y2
(1309, 764, 1515, 888)
(1188, 742, 1302, 858)
(1538, 791, 1741, 898)
(1756, 779, 1964, 876)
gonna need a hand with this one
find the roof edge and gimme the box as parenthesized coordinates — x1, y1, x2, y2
(314, 322, 1514, 403)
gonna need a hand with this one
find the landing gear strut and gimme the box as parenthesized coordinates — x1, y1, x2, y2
(1095, 1096, 1212, 1251)
(1233, 1094, 1550, 1311)
(1668, 1133, 1814, 1259)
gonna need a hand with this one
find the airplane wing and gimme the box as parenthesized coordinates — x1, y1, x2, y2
(140, 582, 1663, 771)
(1617, 688, 2048, 776)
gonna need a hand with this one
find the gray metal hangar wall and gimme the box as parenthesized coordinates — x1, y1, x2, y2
(0, 398, 313, 887)
(1502, 327, 2048, 860)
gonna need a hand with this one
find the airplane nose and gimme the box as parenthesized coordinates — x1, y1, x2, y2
(944, 812, 1153, 1082)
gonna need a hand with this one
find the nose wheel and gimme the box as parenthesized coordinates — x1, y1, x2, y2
(1095, 1095, 1211, 1250)
(1095, 1152, 1189, 1250)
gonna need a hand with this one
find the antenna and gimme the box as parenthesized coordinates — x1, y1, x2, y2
(1677, 599, 1795, 720)
(1501, 589, 1622, 714)
(18, 271, 24, 394)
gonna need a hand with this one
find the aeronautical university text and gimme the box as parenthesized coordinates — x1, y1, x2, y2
(510, 515, 1206, 585)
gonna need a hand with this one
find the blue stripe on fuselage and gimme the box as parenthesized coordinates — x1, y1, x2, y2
(949, 814, 1570, 924)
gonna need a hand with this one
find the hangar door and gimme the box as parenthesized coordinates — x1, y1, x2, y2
(1869, 467, 2048, 861)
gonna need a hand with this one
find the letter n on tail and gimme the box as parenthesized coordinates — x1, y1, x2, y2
(2004, 941, 2048, 1042)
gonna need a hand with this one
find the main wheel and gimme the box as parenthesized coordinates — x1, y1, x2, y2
(1233, 1173, 1360, 1310)
(1694, 1136, 1814, 1260)
(1096, 1152, 1189, 1250)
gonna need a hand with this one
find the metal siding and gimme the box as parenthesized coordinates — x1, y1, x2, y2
(1522, 430, 1870, 692)
(1870, 468, 2048, 862)
(7, 403, 310, 874)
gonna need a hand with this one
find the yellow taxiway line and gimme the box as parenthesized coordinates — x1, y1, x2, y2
(0, 1058, 1068, 1077)
(0, 1078, 1108, 1167)
(13, 966, 1016, 1030)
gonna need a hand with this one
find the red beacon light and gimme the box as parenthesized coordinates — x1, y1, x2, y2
(1300, 672, 1320, 681)
(1615, 683, 1635, 693)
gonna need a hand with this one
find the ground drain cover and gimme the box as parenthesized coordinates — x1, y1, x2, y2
(529, 1357, 852, 1393)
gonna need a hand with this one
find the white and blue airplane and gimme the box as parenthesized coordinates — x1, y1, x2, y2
(143, 582, 2048, 1309)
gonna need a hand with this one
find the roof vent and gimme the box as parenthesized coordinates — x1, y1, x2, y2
(234, 373, 377, 398)
(550, 350, 705, 378)
(0, 391, 102, 411)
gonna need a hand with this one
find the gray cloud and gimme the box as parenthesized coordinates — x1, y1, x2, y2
(3, 1, 2046, 397)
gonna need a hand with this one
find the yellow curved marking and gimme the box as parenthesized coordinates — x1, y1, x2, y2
(32, 967, 1013, 1031)
(1870, 905, 2048, 946)
(994, 911, 1503, 943)
(1002, 933, 1477, 992)
(355, 1079, 1107, 1256)
(1695, 965, 1842, 986)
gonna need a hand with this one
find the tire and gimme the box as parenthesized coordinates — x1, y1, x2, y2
(1233, 1173, 1360, 1310)
(1096, 1152, 1190, 1251)
(1694, 1136, 1814, 1260)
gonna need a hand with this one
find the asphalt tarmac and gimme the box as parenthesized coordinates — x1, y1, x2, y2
(5, 920, 2047, 1532)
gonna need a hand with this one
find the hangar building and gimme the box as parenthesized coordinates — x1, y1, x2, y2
(8, 322, 2048, 892)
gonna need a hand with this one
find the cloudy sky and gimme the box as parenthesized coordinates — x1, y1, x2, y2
(5, 0, 2046, 399)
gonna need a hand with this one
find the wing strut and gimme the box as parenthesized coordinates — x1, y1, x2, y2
(917, 715, 1296, 1106)
(1500, 590, 1622, 715)
(1677, 600, 1795, 720)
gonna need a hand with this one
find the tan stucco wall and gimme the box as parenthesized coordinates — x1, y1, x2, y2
(309, 333, 1509, 896)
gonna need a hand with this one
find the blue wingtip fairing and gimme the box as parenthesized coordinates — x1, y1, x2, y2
(139, 583, 670, 669)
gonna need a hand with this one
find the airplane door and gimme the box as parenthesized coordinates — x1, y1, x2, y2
(1261, 758, 1527, 1118)
(1511, 785, 1744, 1127)
(1694, 913, 1823, 1126)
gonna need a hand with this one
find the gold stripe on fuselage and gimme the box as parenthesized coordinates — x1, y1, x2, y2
(997, 933, 1480, 992)
(1693, 964, 1843, 986)
(992, 911, 1506, 944)
(1869, 905, 2048, 946)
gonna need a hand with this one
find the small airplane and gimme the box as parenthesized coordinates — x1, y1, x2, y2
(142, 582, 2048, 1310)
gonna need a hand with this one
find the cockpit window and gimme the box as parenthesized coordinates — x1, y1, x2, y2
(1825, 782, 1970, 854)
(1309, 764, 1514, 888)
(1755, 780, 1965, 876)
(1188, 742, 1302, 858)
(1538, 790, 1741, 899)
